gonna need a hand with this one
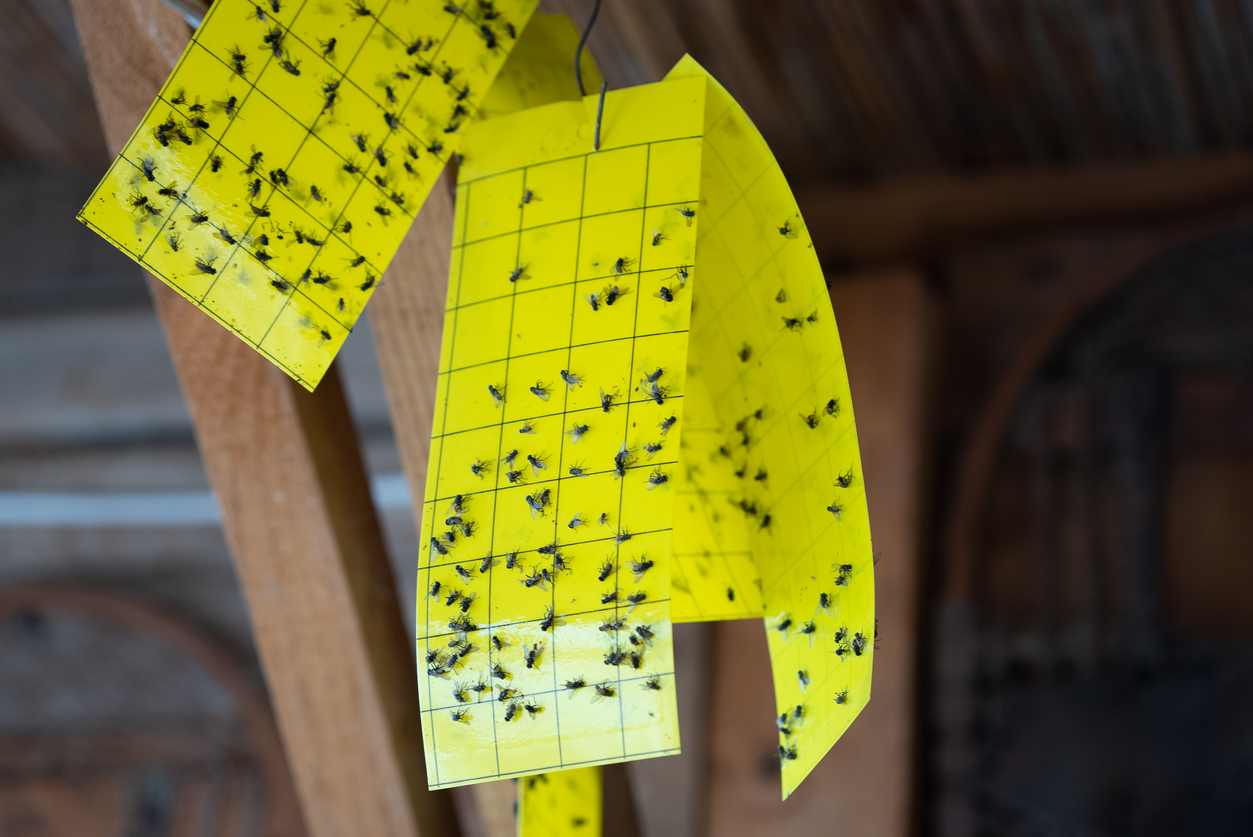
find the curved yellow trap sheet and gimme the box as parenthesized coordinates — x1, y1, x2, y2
(415, 58, 872, 798)
(77, 0, 538, 391)
(518, 768, 601, 837)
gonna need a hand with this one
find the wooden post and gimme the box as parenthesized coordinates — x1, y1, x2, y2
(703, 269, 936, 837)
(69, 2, 460, 835)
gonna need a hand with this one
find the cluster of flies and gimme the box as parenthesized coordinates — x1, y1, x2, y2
(508, 206, 696, 312)
(425, 495, 665, 725)
(449, 368, 677, 528)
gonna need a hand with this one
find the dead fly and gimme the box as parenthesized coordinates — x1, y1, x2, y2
(309, 185, 324, 203)
(268, 0, 281, 11)
(852, 632, 867, 656)
(635, 624, 655, 645)
(612, 256, 634, 275)
(651, 228, 666, 246)
(261, 26, 283, 57)
(210, 155, 224, 172)
(825, 398, 841, 419)
(754, 469, 769, 484)
(778, 220, 798, 238)
(644, 676, 662, 690)
(383, 85, 398, 105)
(524, 643, 542, 669)
(319, 37, 337, 57)
(594, 682, 615, 698)
(343, 159, 361, 175)
(801, 411, 820, 429)
(508, 264, 528, 283)
(505, 470, 524, 484)
(403, 160, 417, 175)
(536, 605, 557, 632)
(643, 442, 662, 460)
(141, 156, 157, 182)
(250, 203, 271, 217)
(444, 589, 462, 608)
(478, 553, 495, 574)
(646, 468, 668, 490)
(373, 174, 388, 189)
(426, 139, 444, 155)
(429, 537, 449, 557)
(359, 274, 376, 291)
(519, 188, 537, 207)
(165, 233, 182, 252)
(604, 647, 626, 666)
(658, 414, 677, 435)
(566, 423, 588, 444)
(504, 551, 519, 569)
(128, 190, 150, 210)
(340, 220, 352, 234)
(654, 284, 677, 304)
(524, 487, 550, 519)
(834, 564, 853, 586)
(834, 689, 850, 705)
(373, 204, 392, 219)
(256, 234, 269, 246)
(188, 113, 210, 130)
(583, 290, 600, 311)
(349, 0, 373, 17)
(673, 265, 690, 287)
(567, 462, 589, 478)
(406, 35, 435, 55)
(677, 206, 695, 225)
(227, 45, 249, 76)
(489, 661, 508, 680)
(626, 591, 646, 608)
(779, 743, 798, 764)
(642, 367, 664, 384)
(564, 678, 586, 695)
(599, 388, 618, 412)
(243, 150, 264, 175)
(615, 528, 632, 545)
(523, 701, 543, 719)
(771, 614, 793, 640)
(600, 589, 618, 605)
(526, 453, 547, 475)
(537, 542, 559, 556)
(819, 592, 832, 615)
(187, 208, 210, 225)
(612, 444, 633, 480)
(645, 382, 667, 405)
(458, 593, 476, 613)
(801, 621, 818, 646)
(806, 309, 820, 325)
(529, 381, 550, 401)
(470, 678, 491, 695)
(256, 250, 275, 265)
(598, 513, 609, 525)
(491, 634, 506, 652)
(216, 225, 237, 245)
(469, 458, 490, 478)
(568, 513, 586, 530)
(193, 257, 218, 275)
(629, 557, 653, 582)
(598, 558, 615, 582)
(383, 110, 401, 130)
(604, 284, 627, 305)
(783, 316, 803, 332)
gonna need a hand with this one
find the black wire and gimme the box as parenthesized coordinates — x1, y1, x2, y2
(575, 0, 603, 97)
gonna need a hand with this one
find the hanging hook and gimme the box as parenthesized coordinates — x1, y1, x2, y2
(575, 0, 603, 98)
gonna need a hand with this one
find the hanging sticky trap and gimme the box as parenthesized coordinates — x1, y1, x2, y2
(77, 0, 538, 391)
(517, 768, 601, 836)
(415, 75, 701, 788)
(664, 56, 874, 798)
(414, 56, 872, 798)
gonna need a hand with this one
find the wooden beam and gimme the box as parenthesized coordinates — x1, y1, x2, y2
(69, 2, 459, 835)
(798, 155, 1253, 266)
(703, 270, 936, 837)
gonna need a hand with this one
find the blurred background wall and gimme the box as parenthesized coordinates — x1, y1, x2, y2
(2, 0, 1252, 835)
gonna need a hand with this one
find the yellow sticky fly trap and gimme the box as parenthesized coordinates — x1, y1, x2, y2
(77, 0, 538, 391)
(517, 768, 601, 836)
(415, 57, 872, 799)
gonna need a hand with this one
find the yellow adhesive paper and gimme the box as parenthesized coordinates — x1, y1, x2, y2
(77, 0, 537, 391)
(477, 13, 602, 120)
(667, 57, 874, 797)
(415, 75, 704, 789)
(517, 768, 601, 837)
